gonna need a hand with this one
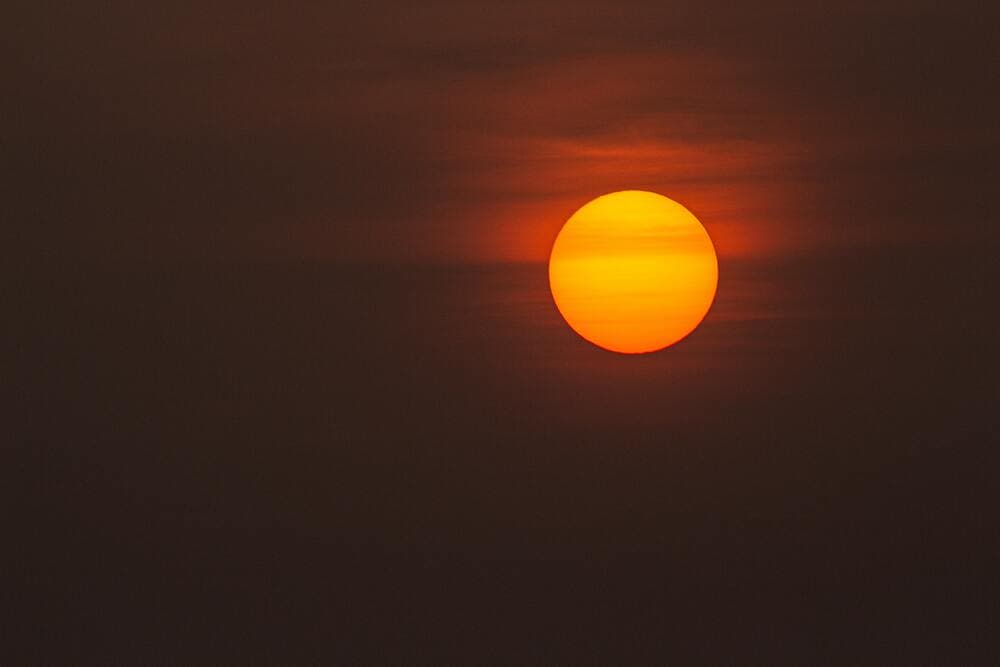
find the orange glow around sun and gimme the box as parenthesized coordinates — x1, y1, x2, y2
(548, 190, 719, 354)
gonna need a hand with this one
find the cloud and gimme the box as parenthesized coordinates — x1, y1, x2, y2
(7, 1, 996, 262)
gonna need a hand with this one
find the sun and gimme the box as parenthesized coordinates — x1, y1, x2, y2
(548, 190, 718, 354)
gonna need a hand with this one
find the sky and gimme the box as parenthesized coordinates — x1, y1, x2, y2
(8, 2, 999, 663)
(9, 1, 996, 263)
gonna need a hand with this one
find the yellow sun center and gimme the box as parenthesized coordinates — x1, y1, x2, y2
(548, 190, 719, 354)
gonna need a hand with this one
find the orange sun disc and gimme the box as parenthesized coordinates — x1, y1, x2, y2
(548, 190, 719, 354)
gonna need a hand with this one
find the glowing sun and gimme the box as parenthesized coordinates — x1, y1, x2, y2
(548, 190, 718, 354)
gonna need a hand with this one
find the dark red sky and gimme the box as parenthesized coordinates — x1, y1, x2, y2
(9, 1, 996, 262)
(8, 3, 1000, 662)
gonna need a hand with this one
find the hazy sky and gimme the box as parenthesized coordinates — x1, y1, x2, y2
(9, 1, 996, 262)
(9, 4, 999, 661)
